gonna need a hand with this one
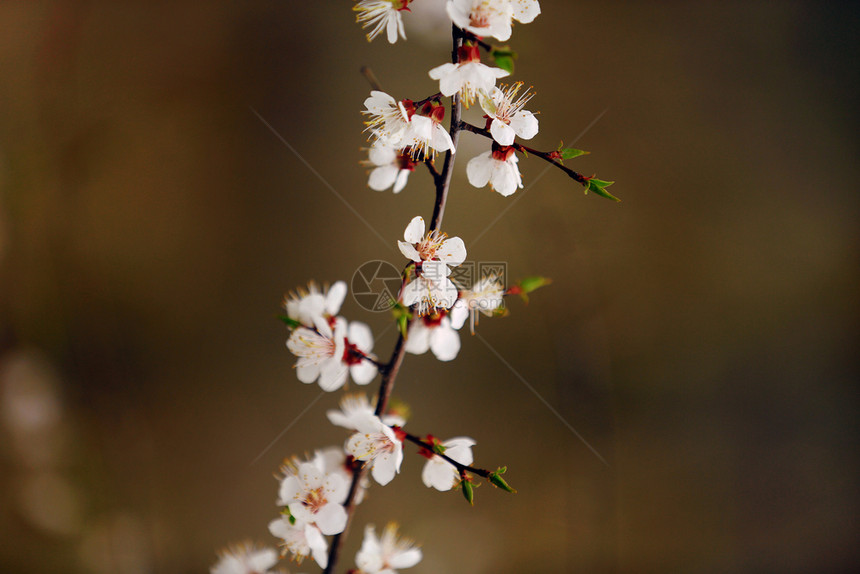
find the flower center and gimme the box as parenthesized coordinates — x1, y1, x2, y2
(301, 486, 328, 514)
(416, 230, 447, 260)
(342, 338, 365, 366)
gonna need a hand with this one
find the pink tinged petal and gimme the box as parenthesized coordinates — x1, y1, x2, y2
(348, 321, 374, 351)
(398, 241, 422, 262)
(466, 152, 493, 188)
(490, 119, 517, 146)
(390, 547, 423, 569)
(350, 361, 377, 385)
(318, 358, 348, 392)
(511, 110, 539, 140)
(429, 325, 461, 361)
(437, 237, 467, 266)
(422, 457, 458, 491)
(513, 0, 541, 23)
(369, 164, 399, 191)
(392, 169, 410, 193)
(404, 323, 431, 355)
(403, 216, 425, 243)
(315, 502, 348, 535)
(325, 281, 347, 316)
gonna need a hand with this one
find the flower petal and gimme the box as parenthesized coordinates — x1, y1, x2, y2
(466, 152, 493, 188)
(437, 237, 467, 266)
(403, 215, 425, 243)
(490, 119, 516, 146)
(398, 241, 422, 262)
(429, 324, 461, 361)
(315, 502, 348, 535)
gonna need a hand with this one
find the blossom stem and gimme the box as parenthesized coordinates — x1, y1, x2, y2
(459, 121, 591, 186)
(429, 26, 464, 232)
(360, 65, 383, 92)
(398, 429, 492, 479)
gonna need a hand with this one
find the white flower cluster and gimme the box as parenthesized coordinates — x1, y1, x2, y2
(355, 0, 540, 45)
(360, 1, 542, 196)
(283, 281, 378, 392)
(214, 2, 545, 571)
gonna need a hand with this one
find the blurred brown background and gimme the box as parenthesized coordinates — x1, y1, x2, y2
(0, 1, 857, 573)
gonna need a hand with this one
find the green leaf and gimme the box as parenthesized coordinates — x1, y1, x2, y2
(278, 315, 301, 329)
(519, 276, 551, 294)
(461, 478, 475, 505)
(487, 467, 517, 494)
(584, 178, 620, 202)
(491, 47, 517, 74)
(390, 302, 412, 339)
(560, 148, 589, 160)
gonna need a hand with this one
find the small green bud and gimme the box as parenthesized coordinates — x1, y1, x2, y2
(488, 467, 517, 493)
(461, 478, 475, 505)
(278, 315, 301, 329)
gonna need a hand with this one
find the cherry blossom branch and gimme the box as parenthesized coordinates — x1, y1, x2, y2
(459, 121, 590, 185)
(323, 324, 411, 574)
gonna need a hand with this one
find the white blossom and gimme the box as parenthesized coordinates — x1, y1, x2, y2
(400, 109, 455, 160)
(398, 216, 466, 315)
(450, 274, 505, 334)
(277, 462, 348, 536)
(466, 145, 523, 197)
(268, 515, 328, 568)
(354, 0, 410, 44)
(211, 542, 279, 574)
(404, 312, 461, 361)
(446, 0, 514, 41)
(286, 319, 377, 391)
(429, 44, 508, 108)
(355, 523, 422, 574)
(346, 413, 404, 486)
(327, 393, 406, 430)
(365, 143, 416, 193)
(421, 437, 475, 491)
(283, 281, 346, 330)
(479, 82, 539, 146)
(363, 91, 411, 146)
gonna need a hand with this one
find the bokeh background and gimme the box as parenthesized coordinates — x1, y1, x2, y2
(1, 1, 857, 573)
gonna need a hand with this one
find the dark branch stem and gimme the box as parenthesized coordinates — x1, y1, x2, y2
(398, 429, 493, 479)
(430, 27, 464, 232)
(323, 328, 410, 574)
(459, 121, 591, 186)
(326, 24, 463, 574)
